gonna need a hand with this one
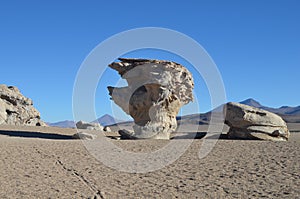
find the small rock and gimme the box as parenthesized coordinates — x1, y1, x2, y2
(76, 121, 103, 131)
(118, 129, 136, 139)
(103, 126, 111, 132)
(223, 187, 230, 194)
(72, 132, 96, 140)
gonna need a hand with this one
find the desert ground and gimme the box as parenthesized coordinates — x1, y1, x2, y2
(0, 124, 299, 198)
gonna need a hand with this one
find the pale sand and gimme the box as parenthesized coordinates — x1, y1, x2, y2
(0, 125, 299, 198)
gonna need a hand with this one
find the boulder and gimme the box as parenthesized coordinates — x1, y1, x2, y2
(0, 84, 46, 126)
(108, 58, 194, 139)
(76, 120, 103, 131)
(103, 126, 111, 132)
(72, 132, 97, 140)
(224, 102, 290, 141)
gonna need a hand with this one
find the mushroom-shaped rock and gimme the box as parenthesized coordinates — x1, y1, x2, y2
(108, 58, 194, 139)
(224, 102, 290, 141)
(0, 84, 46, 126)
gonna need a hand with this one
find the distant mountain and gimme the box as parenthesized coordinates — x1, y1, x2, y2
(93, 114, 125, 126)
(287, 108, 300, 115)
(240, 98, 300, 115)
(47, 120, 76, 128)
(177, 113, 210, 125)
(47, 114, 125, 128)
(268, 105, 300, 116)
(240, 98, 300, 122)
(240, 98, 263, 108)
(177, 98, 300, 125)
(47, 99, 300, 128)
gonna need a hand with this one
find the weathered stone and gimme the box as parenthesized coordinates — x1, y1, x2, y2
(76, 121, 103, 131)
(118, 129, 136, 139)
(108, 58, 194, 139)
(103, 126, 111, 132)
(224, 102, 290, 141)
(0, 84, 46, 126)
(72, 132, 97, 140)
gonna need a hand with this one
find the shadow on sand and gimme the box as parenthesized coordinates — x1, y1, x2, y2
(0, 130, 73, 140)
(172, 132, 230, 140)
(172, 132, 207, 139)
(108, 132, 232, 140)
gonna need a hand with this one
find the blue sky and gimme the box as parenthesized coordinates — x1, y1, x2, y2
(0, 0, 299, 122)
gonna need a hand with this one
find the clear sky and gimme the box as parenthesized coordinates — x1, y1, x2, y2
(0, 0, 299, 122)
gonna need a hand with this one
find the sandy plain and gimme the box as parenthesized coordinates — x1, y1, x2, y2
(0, 124, 299, 198)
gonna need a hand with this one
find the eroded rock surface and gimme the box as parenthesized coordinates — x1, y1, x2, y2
(224, 102, 290, 141)
(108, 58, 194, 139)
(0, 84, 46, 126)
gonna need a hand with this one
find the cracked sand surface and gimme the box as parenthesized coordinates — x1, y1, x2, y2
(0, 125, 299, 198)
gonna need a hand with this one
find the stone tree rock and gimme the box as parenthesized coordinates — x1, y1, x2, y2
(224, 102, 290, 141)
(0, 84, 46, 126)
(107, 58, 194, 139)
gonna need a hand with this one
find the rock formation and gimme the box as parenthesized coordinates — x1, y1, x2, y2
(107, 58, 194, 139)
(76, 121, 103, 131)
(224, 102, 290, 141)
(0, 84, 46, 126)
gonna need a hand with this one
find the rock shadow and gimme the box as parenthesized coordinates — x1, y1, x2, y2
(0, 130, 73, 140)
(205, 133, 229, 139)
(205, 133, 265, 140)
(174, 132, 258, 140)
(172, 132, 207, 139)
